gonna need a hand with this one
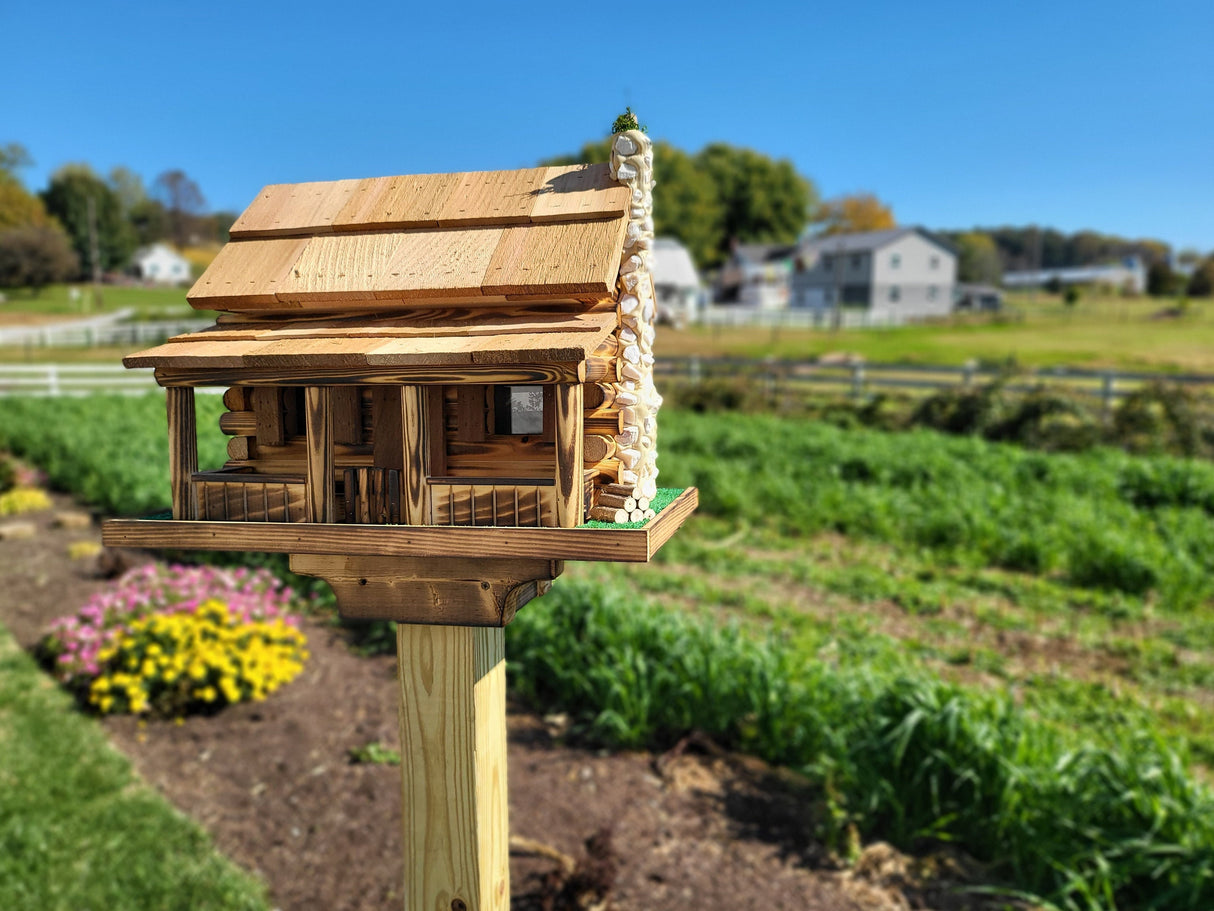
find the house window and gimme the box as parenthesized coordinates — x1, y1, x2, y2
(930, 256, 940, 269)
(889, 285, 901, 303)
(824, 288, 833, 304)
(821, 254, 832, 270)
(850, 254, 862, 269)
(927, 285, 937, 301)
(890, 253, 901, 269)
(493, 385, 545, 435)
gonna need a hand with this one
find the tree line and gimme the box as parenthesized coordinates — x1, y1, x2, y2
(0, 142, 235, 291)
(939, 227, 1213, 296)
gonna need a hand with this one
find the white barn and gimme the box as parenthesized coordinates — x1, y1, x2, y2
(131, 243, 192, 285)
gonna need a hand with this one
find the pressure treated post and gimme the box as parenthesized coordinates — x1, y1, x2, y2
(396, 624, 509, 911)
(166, 386, 197, 520)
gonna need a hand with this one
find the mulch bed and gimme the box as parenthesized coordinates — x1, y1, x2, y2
(0, 492, 984, 910)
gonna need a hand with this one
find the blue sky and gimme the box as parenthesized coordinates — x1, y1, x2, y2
(4, 0, 1212, 251)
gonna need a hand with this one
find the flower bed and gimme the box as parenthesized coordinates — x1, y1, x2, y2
(40, 564, 309, 717)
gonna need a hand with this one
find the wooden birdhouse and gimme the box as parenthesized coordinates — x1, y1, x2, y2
(102, 129, 696, 910)
(103, 131, 696, 626)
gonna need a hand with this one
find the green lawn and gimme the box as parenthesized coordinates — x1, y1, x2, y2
(0, 284, 194, 320)
(0, 622, 270, 911)
(659, 293, 1214, 372)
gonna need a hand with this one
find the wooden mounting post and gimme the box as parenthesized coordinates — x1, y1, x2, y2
(397, 623, 509, 911)
(166, 386, 197, 520)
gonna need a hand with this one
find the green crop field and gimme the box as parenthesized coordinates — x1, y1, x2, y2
(4, 393, 1214, 907)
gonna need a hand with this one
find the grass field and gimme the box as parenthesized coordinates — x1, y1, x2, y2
(659, 293, 1214, 372)
(0, 284, 192, 322)
(0, 622, 270, 911)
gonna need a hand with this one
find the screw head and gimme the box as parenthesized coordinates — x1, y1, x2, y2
(451, 900, 467, 911)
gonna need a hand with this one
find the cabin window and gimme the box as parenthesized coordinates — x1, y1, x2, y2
(493, 385, 545, 435)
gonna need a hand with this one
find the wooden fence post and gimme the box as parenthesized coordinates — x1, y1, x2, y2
(850, 360, 866, 400)
(1101, 372, 1116, 420)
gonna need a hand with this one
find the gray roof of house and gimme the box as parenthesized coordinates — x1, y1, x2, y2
(800, 227, 952, 256)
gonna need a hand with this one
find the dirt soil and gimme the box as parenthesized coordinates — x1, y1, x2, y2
(0, 491, 999, 911)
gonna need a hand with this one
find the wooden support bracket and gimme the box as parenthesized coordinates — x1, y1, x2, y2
(288, 554, 560, 625)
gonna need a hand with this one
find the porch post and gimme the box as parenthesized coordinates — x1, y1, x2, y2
(166, 386, 197, 520)
(553, 383, 584, 528)
(304, 386, 335, 522)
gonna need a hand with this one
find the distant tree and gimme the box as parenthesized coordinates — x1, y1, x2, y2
(0, 143, 32, 179)
(1188, 258, 1214, 298)
(209, 210, 240, 244)
(41, 164, 136, 277)
(1147, 260, 1182, 297)
(813, 193, 896, 236)
(695, 143, 815, 263)
(544, 137, 809, 269)
(107, 166, 147, 215)
(953, 232, 1002, 284)
(152, 169, 206, 247)
(0, 224, 79, 291)
(129, 197, 169, 245)
(0, 142, 54, 231)
(1063, 286, 1081, 307)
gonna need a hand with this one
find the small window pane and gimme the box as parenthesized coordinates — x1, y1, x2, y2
(494, 385, 544, 435)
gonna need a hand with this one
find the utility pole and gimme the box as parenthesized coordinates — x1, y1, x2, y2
(87, 195, 102, 311)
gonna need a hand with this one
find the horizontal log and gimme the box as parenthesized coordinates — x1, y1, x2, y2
(602, 482, 637, 499)
(155, 362, 584, 387)
(597, 493, 635, 511)
(584, 415, 623, 437)
(583, 434, 616, 464)
(582, 383, 614, 410)
(218, 410, 257, 436)
(588, 505, 628, 523)
(591, 336, 620, 358)
(222, 386, 250, 411)
(584, 357, 613, 384)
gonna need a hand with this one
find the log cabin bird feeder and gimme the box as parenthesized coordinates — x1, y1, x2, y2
(103, 127, 696, 910)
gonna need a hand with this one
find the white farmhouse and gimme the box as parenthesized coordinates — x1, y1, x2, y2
(792, 227, 957, 321)
(131, 243, 192, 285)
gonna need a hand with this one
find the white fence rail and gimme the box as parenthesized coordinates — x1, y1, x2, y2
(0, 365, 222, 397)
(0, 317, 212, 349)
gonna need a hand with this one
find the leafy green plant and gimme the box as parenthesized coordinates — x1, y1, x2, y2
(348, 742, 401, 766)
(611, 107, 646, 134)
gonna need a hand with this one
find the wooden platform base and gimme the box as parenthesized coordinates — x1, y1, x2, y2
(289, 554, 561, 625)
(102, 488, 697, 563)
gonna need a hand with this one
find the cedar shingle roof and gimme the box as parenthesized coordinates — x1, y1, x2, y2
(188, 164, 630, 312)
